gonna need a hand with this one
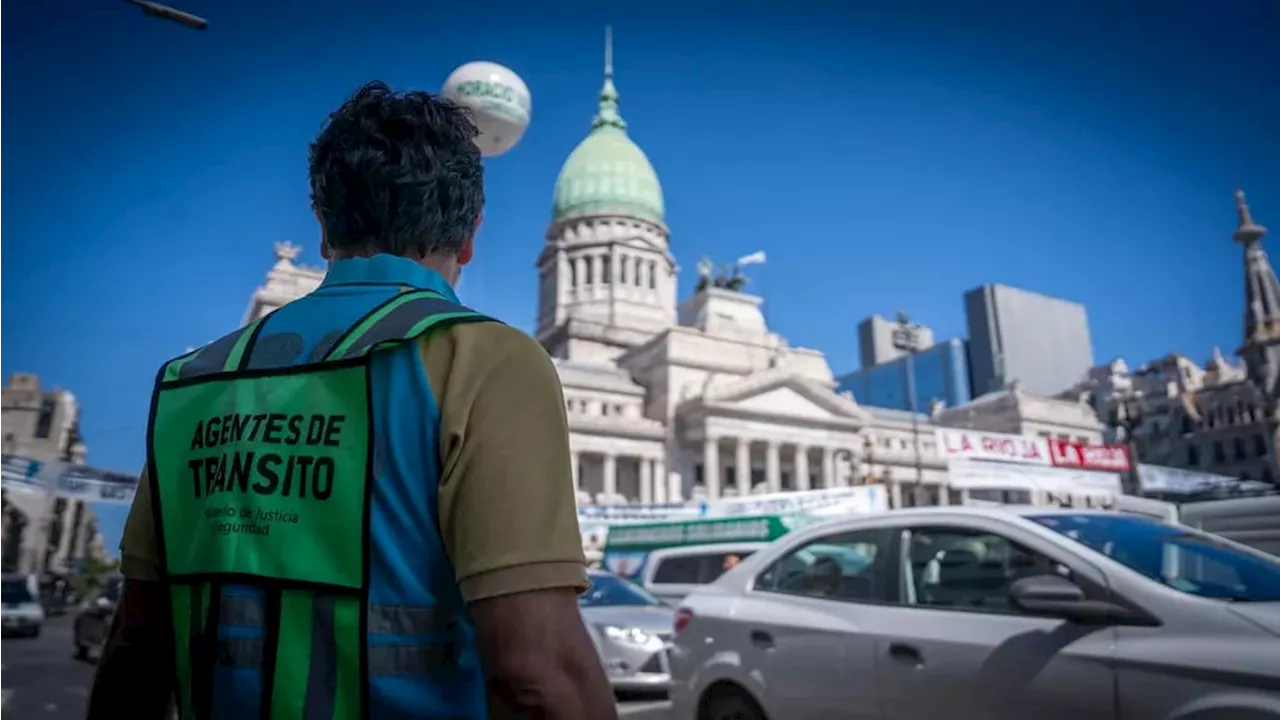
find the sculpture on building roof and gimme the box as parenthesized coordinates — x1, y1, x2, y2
(694, 251, 766, 293)
(273, 241, 301, 264)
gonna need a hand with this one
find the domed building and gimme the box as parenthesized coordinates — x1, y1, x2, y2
(525, 33, 927, 508)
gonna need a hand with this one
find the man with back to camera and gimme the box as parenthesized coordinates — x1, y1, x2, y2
(85, 81, 618, 720)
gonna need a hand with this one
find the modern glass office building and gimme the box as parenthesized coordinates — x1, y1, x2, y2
(836, 338, 972, 412)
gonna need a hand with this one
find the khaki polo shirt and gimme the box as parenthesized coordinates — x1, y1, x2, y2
(119, 322, 587, 602)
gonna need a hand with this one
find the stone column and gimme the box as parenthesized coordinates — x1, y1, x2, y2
(794, 444, 811, 491)
(556, 249, 569, 305)
(571, 451, 581, 492)
(765, 441, 781, 493)
(821, 447, 835, 489)
(591, 254, 603, 298)
(890, 481, 904, 509)
(661, 458, 678, 503)
(735, 438, 751, 494)
(702, 436, 720, 499)
(603, 453, 617, 501)
(639, 457, 653, 504)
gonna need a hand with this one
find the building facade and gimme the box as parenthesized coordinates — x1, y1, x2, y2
(0, 373, 103, 576)
(965, 283, 1095, 397)
(1063, 192, 1280, 487)
(243, 37, 1115, 510)
(857, 314, 936, 370)
(836, 337, 972, 413)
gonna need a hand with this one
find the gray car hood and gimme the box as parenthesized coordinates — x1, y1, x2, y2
(1228, 602, 1280, 638)
(580, 605, 675, 636)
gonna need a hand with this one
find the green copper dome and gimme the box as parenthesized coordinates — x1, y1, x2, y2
(551, 39, 664, 226)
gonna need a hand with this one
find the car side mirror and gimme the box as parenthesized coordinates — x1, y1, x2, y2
(1009, 574, 1110, 622)
(1009, 574, 1158, 626)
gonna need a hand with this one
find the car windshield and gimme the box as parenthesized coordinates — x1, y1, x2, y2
(1030, 513, 1280, 602)
(580, 573, 665, 608)
(2, 579, 34, 605)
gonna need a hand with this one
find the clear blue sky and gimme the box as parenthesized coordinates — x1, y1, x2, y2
(3, 0, 1277, 553)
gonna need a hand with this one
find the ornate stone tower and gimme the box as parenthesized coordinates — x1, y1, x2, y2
(1234, 190, 1280, 415)
(535, 27, 678, 363)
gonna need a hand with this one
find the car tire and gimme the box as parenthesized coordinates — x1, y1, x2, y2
(700, 683, 767, 720)
(75, 643, 90, 661)
(28, 626, 41, 639)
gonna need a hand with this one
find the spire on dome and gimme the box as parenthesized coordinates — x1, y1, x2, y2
(1234, 189, 1280, 349)
(591, 25, 627, 133)
(1235, 188, 1268, 243)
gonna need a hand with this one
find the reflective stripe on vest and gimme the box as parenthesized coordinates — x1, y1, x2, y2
(196, 591, 458, 674)
(149, 289, 490, 719)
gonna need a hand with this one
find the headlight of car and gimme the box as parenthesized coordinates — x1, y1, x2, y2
(601, 625, 665, 651)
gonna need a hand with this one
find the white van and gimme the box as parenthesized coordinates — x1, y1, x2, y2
(641, 542, 769, 603)
(2, 572, 45, 638)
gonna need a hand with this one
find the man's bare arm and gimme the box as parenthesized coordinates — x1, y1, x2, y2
(86, 579, 176, 719)
(471, 587, 618, 720)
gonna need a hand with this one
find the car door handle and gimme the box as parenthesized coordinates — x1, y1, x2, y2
(749, 630, 775, 649)
(888, 642, 924, 666)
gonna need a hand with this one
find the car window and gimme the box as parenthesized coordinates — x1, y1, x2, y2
(651, 551, 757, 585)
(900, 526, 1071, 613)
(1031, 513, 1280, 602)
(756, 530, 884, 602)
(580, 573, 665, 607)
(2, 579, 34, 605)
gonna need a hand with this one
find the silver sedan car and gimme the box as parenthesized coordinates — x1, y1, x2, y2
(581, 569, 676, 695)
(669, 506, 1280, 720)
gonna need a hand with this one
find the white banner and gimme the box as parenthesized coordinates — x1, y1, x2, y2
(1, 455, 47, 494)
(948, 460, 1122, 496)
(575, 486, 889, 529)
(1135, 464, 1267, 495)
(936, 428, 1053, 466)
(707, 486, 888, 518)
(577, 502, 703, 523)
(1, 454, 137, 505)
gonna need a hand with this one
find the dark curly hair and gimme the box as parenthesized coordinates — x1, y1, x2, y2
(308, 81, 485, 258)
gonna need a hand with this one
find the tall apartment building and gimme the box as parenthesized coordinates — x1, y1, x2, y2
(965, 284, 1095, 397)
(0, 372, 97, 576)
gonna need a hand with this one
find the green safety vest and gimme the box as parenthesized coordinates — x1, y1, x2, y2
(146, 289, 487, 719)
